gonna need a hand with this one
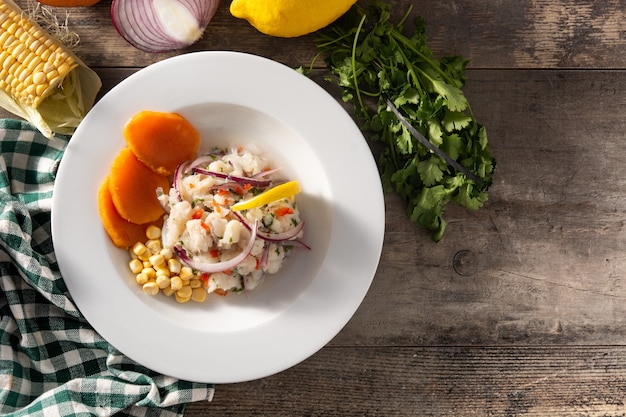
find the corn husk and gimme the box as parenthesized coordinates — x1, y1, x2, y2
(0, 0, 101, 138)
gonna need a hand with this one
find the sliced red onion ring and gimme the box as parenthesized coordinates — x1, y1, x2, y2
(252, 167, 282, 178)
(111, 0, 219, 53)
(192, 167, 272, 187)
(173, 160, 190, 202)
(283, 239, 311, 250)
(232, 211, 306, 244)
(259, 243, 270, 269)
(188, 154, 219, 171)
(174, 220, 258, 274)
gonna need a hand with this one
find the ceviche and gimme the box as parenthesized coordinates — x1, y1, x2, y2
(128, 144, 308, 302)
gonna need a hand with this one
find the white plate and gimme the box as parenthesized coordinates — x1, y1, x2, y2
(52, 51, 384, 383)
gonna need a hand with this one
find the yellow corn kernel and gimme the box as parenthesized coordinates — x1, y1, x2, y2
(145, 225, 161, 240)
(170, 276, 183, 291)
(132, 242, 147, 257)
(138, 253, 151, 262)
(167, 258, 182, 274)
(176, 286, 192, 300)
(155, 266, 170, 278)
(162, 287, 175, 297)
(155, 275, 171, 290)
(142, 282, 159, 296)
(191, 288, 207, 302)
(179, 266, 194, 281)
(135, 273, 149, 286)
(148, 254, 165, 268)
(128, 259, 143, 274)
(175, 293, 190, 303)
(160, 248, 173, 261)
(143, 261, 151, 268)
(141, 267, 156, 279)
(189, 279, 202, 289)
(145, 239, 161, 255)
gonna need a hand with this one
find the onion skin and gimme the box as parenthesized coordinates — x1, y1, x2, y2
(111, 0, 220, 53)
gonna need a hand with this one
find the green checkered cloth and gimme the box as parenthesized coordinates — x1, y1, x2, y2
(0, 119, 214, 416)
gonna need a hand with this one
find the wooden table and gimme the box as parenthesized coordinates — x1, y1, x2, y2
(9, 0, 626, 415)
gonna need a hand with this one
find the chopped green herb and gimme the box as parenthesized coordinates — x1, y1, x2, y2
(191, 198, 205, 208)
(310, 0, 496, 241)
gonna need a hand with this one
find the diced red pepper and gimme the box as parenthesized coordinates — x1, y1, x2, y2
(201, 273, 210, 288)
(275, 206, 294, 216)
(210, 249, 220, 258)
(192, 209, 203, 219)
(213, 288, 228, 297)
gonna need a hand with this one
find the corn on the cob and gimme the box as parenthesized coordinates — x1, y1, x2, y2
(0, 0, 101, 138)
(0, 1, 76, 108)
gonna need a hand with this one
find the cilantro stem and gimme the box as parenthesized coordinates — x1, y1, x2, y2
(387, 35, 424, 96)
(351, 13, 368, 115)
(316, 31, 354, 50)
(397, 4, 413, 29)
(390, 31, 476, 120)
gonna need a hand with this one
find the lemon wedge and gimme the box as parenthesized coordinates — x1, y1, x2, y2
(232, 180, 301, 211)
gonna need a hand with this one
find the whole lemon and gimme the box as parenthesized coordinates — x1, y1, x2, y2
(230, 0, 357, 38)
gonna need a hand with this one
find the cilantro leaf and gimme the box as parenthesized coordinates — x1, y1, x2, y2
(443, 110, 472, 132)
(417, 155, 446, 186)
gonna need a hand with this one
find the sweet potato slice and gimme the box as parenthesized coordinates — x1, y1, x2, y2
(124, 110, 200, 176)
(108, 148, 169, 224)
(98, 176, 163, 249)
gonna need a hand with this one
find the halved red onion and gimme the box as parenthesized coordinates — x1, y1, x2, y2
(232, 211, 306, 244)
(174, 221, 258, 274)
(111, 0, 220, 53)
(192, 167, 272, 187)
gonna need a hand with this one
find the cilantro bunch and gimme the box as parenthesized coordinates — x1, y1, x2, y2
(313, 0, 496, 241)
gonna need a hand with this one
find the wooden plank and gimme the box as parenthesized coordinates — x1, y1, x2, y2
(184, 346, 626, 416)
(12, 0, 626, 70)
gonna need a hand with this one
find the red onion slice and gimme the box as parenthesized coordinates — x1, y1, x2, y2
(252, 167, 282, 178)
(232, 211, 306, 243)
(188, 154, 219, 171)
(111, 0, 220, 53)
(173, 160, 190, 202)
(192, 167, 272, 188)
(174, 220, 258, 274)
